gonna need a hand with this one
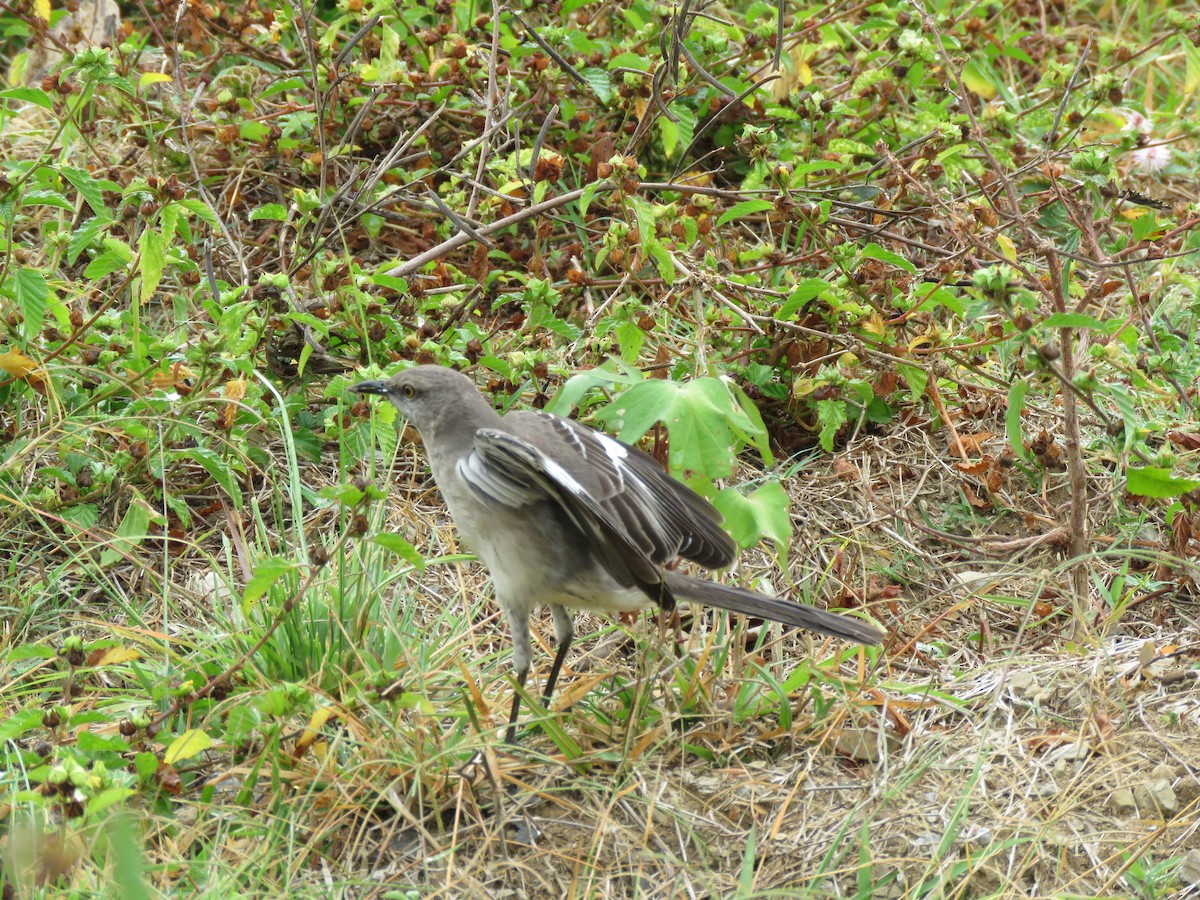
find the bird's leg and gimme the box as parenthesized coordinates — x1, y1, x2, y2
(505, 666, 529, 745)
(504, 605, 534, 744)
(543, 605, 575, 707)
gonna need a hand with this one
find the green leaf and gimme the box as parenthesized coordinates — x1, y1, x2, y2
(578, 179, 605, 217)
(1126, 466, 1200, 499)
(84, 249, 130, 279)
(816, 399, 848, 452)
(711, 482, 793, 549)
(250, 203, 289, 222)
(0, 707, 47, 741)
(24, 189, 74, 210)
(187, 448, 244, 508)
(897, 363, 927, 403)
(242, 557, 297, 610)
(176, 198, 219, 227)
(373, 533, 426, 571)
(716, 199, 775, 228)
(13, 268, 49, 342)
(594, 377, 770, 478)
(61, 502, 99, 532)
(579, 67, 613, 103)
(59, 165, 112, 214)
(159, 203, 180, 245)
(1006, 381, 1029, 460)
(0, 86, 55, 109)
(648, 241, 674, 283)
(68, 216, 111, 265)
(132, 752, 159, 779)
(163, 729, 213, 764)
(1107, 384, 1137, 453)
(100, 497, 159, 566)
(545, 361, 645, 416)
(658, 116, 680, 158)
(778, 278, 835, 318)
(77, 731, 130, 752)
(859, 242, 917, 274)
(240, 120, 270, 141)
(318, 482, 388, 505)
(138, 228, 164, 303)
(1042, 312, 1107, 329)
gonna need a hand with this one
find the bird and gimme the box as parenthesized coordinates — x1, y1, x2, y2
(351, 365, 883, 741)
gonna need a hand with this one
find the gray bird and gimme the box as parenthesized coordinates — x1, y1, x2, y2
(351, 365, 883, 741)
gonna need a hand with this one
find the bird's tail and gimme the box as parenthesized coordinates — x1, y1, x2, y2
(663, 571, 884, 646)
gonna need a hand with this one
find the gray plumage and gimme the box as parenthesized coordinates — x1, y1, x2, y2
(351, 365, 883, 740)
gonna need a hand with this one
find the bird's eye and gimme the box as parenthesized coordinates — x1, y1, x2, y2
(401, 384, 416, 399)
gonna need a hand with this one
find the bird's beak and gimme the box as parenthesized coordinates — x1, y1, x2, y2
(350, 379, 390, 396)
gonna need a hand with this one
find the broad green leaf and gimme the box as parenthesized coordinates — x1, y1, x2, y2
(24, 189, 74, 210)
(100, 496, 159, 566)
(1126, 466, 1200, 499)
(1108, 384, 1137, 453)
(0, 86, 55, 109)
(962, 60, 997, 99)
(139, 71, 173, 90)
(859, 242, 917, 274)
(186, 448, 244, 508)
(778, 278, 834, 319)
(69, 216, 111, 265)
(897, 363, 927, 403)
(13, 268, 49, 342)
(594, 377, 770, 478)
(712, 482, 793, 549)
(163, 729, 213, 765)
(159, 203, 180, 246)
(250, 203, 289, 222)
(242, 557, 297, 610)
(84, 250, 130, 279)
(545, 360, 645, 416)
(0, 707, 47, 741)
(1006, 381, 1029, 460)
(373, 533, 426, 570)
(716, 199, 774, 228)
(816, 399, 848, 452)
(1042, 312, 1107, 329)
(59, 164, 115, 213)
(658, 116, 680, 158)
(138, 228, 164, 303)
(177, 198, 219, 227)
(579, 67, 613, 103)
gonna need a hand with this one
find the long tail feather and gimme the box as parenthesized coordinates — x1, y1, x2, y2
(664, 572, 884, 646)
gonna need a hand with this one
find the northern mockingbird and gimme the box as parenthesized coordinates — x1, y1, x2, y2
(351, 365, 883, 741)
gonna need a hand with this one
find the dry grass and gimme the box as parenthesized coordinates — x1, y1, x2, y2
(246, 403, 1199, 898)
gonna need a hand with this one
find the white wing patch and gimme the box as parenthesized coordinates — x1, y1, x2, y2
(592, 429, 628, 463)
(542, 458, 588, 497)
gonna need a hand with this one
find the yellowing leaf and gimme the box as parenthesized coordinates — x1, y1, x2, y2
(87, 647, 142, 667)
(0, 349, 38, 378)
(34, 0, 51, 21)
(961, 61, 996, 100)
(997, 233, 1017, 263)
(139, 72, 174, 90)
(163, 729, 214, 764)
(860, 313, 886, 337)
(224, 378, 247, 401)
(151, 363, 195, 392)
(0, 349, 49, 395)
(292, 706, 335, 760)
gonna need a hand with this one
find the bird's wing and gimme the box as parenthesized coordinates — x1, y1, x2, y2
(469, 411, 736, 571)
(461, 427, 668, 601)
(524, 411, 736, 569)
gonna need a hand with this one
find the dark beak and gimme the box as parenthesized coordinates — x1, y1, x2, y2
(350, 379, 390, 396)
